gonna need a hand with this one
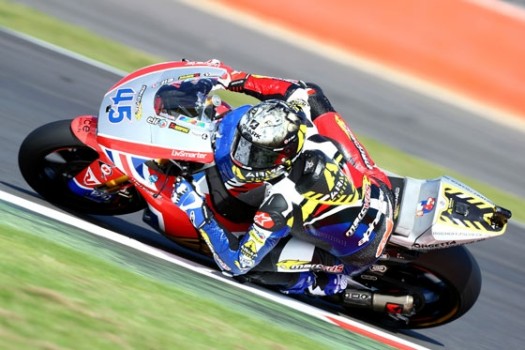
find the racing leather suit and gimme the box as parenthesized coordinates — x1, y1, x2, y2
(177, 71, 394, 296)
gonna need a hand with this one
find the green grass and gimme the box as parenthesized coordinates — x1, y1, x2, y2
(1, 227, 317, 350)
(1, 233, 312, 350)
(1, 202, 390, 350)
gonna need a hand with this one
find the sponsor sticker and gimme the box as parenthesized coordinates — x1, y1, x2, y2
(171, 149, 209, 160)
(254, 211, 274, 229)
(416, 197, 436, 217)
(108, 88, 135, 123)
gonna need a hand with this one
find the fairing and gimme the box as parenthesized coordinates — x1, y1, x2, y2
(96, 62, 229, 162)
(390, 175, 508, 250)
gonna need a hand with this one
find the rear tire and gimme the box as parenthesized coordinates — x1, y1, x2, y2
(18, 119, 146, 215)
(349, 246, 481, 329)
(409, 246, 482, 328)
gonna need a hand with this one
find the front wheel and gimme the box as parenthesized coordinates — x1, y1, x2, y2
(349, 246, 482, 329)
(18, 119, 146, 215)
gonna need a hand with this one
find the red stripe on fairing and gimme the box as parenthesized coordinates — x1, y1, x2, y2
(97, 134, 214, 163)
(108, 61, 188, 92)
(118, 152, 134, 178)
(326, 316, 422, 350)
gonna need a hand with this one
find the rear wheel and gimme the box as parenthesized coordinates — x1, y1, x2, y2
(349, 246, 482, 328)
(18, 119, 146, 215)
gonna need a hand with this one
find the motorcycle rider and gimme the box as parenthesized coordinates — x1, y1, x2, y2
(165, 60, 399, 309)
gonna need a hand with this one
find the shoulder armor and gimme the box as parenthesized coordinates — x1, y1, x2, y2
(291, 150, 327, 193)
(291, 150, 356, 202)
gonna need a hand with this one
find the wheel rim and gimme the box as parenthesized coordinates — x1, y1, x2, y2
(353, 263, 462, 328)
(27, 145, 144, 214)
(38, 146, 99, 187)
(402, 265, 461, 327)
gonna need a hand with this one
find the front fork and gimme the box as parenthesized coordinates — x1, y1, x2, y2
(68, 162, 131, 203)
(68, 115, 132, 203)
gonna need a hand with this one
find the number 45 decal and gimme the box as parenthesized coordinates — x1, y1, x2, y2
(108, 88, 135, 123)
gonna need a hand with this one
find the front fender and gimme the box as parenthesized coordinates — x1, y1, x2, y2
(71, 115, 100, 150)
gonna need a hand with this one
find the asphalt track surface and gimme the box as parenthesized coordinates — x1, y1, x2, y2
(2, 1, 524, 349)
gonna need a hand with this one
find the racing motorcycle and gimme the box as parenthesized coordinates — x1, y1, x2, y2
(18, 60, 511, 329)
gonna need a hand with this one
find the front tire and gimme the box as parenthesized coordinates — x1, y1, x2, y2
(18, 119, 146, 215)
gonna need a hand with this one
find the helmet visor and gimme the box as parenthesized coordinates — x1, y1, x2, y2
(231, 132, 293, 170)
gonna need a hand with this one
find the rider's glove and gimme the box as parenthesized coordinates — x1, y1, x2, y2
(206, 59, 248, 91)
(227, 71, 249, 92)
(286, 88, 312, 122)
(172, 177, 209, 229)
(286, 87, 309, 106)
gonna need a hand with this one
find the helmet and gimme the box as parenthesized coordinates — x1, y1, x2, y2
(230, 100, 307, 182)
(154, 78, 225, 121)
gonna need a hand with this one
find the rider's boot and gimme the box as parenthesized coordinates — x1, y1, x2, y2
(342, 289, 415, 315)
(280, 272, 348, 296)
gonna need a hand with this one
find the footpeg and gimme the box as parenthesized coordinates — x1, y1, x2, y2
(343, 289, 414, 315)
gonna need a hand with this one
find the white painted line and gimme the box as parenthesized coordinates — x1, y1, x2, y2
(0, 27, 127, 77)
(0, 189, 429, 350)
(179, 0, 525, 134)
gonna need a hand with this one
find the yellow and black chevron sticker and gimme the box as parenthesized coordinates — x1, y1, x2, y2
(438, 185, 503, 233)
